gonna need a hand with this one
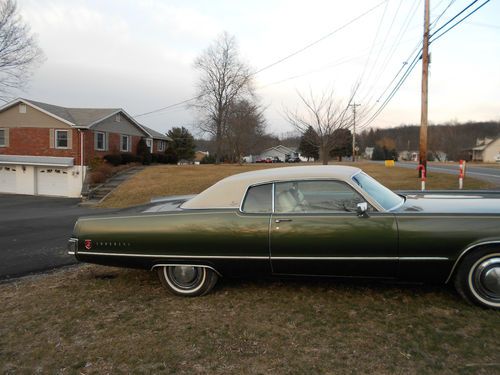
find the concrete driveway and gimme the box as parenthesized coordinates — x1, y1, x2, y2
(0, 195, 138, 280)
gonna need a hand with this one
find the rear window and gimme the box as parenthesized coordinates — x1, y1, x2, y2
(241, 184, 272, 213)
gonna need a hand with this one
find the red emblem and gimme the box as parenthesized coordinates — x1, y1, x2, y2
(84, 239, 92, 250)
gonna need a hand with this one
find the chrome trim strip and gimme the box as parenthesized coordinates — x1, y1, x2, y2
(400, 257, 449, 261)
(272, 182, 275, 213)
(76, 251, 448, 262)
(150, 263, 222, 277)
(273, 256, 398, 260)
(78, 251, 269, 260)
(445, 240, 500, 283)
(68, 251, 75, 255)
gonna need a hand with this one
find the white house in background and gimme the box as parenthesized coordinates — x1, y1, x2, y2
(364, 147, 374, 160)
(472, 137, 500, 162)
(258, 145, 307, 162)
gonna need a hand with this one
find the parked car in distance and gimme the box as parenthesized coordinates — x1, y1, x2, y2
(286, 156, 301, 163)
(495, 153, 500, 162)
(69, 166, 500, 309)
(272, 156, 283, 163)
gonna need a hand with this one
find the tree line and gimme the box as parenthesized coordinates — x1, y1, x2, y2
(358, 121, 500, 161)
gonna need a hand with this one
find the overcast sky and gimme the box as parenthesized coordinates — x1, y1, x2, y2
(14, 0, 500, 136)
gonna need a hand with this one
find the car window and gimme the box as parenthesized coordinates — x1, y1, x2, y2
(241, 184, 272, 213)
(351, 172, 403, 211)
(275, 180, 367, 213)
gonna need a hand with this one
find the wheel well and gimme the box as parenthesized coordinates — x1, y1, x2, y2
(150, 263, 222, 277)
(446, 241, 500, 283)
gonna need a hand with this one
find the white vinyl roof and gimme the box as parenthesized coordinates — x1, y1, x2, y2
(181, 165, 361, 209)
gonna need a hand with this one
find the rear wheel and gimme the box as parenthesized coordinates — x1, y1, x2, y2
(454, 248, 500, 309)
(157, 265, 218, 297)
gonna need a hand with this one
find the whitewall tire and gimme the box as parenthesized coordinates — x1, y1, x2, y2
(157, 265, 218, 297)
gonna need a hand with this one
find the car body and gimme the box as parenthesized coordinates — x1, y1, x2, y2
(69, 166, 500, 308)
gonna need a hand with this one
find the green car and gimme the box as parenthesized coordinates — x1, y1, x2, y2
(68, 166, 500, 309)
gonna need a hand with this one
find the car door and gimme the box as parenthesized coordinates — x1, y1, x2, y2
(270, 180, 398, 278)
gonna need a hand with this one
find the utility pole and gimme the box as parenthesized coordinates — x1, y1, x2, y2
(350, 102, 361, 161)
(419, 0, 430, 176)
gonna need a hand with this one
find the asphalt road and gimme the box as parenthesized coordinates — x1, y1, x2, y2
(371, 161, 500, 187)
(0, 195, 149, 280)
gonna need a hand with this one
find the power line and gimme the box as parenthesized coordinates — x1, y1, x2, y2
(358, 46, 422, 130)
(252, 0, 389, 76)
(357, 0, 491, 131)
(133, 0, 389, 119)
(430, 0, 491, 43)
(430, 0, 481, 39)
(134, 96, 199, 118)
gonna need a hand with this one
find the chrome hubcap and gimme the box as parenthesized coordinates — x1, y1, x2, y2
(482, 266, 500, 295)
(473, 257, 500, 301)
(166, 266, 203, 290)
(173, 266, 197, 284)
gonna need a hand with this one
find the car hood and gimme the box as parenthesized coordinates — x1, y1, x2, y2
(395, 193, 500, 214)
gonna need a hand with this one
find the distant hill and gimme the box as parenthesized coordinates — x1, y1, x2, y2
(359, 121, 500, 160)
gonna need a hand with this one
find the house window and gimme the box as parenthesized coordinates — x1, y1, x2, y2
(115, 113, 121, 122)
(95, 132, 106, 151)
(0, 129, 6, 147)
(19, 103, 26, 113)
(158, 140, 165, 151)
(55, 130, 69, 149)
(121, 135, 130, 152)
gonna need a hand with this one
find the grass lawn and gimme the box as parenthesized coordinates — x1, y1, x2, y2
(1, 265, 499, 374)
(99, 162, 494, 208)
(1, 162, 499, 373)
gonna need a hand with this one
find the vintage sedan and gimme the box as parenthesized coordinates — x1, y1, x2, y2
(68, 166, 500, 309)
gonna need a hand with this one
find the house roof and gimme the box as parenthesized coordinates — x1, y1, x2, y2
(0, 98, 171, 140)
(141, 125, 172, 141)
(261, 145, 297, 155)
(21, 98, 120, 127)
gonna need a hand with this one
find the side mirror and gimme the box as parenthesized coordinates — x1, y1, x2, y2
(356, 202, 369, 218)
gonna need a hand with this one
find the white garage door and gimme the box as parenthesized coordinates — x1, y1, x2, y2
(37, 167, 69, 196)
(0, 165, 17, 194)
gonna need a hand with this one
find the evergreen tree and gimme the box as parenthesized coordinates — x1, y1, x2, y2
(298, 126, 319, 160)
(167, 127, 196, 161)
(136, 138, 152, 165)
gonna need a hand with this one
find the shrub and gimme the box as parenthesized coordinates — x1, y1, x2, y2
(120, 152, 136, 164)
(200, 154, 216, 164)
(164, 148, 178, 164)
(89, 157, 103, 170)
(103, 153, 122, 166)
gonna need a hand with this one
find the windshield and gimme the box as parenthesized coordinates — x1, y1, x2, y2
(351, 172, 404, 211)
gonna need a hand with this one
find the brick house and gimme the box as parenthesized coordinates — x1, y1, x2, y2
(0, 98, 171, 197)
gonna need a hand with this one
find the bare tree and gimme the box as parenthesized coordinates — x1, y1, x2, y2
(0, 0, 44, 99)
(285, 89, 352, 165)
(193, 32, 253, 163)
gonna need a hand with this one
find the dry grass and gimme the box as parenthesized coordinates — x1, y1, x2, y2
(100, 162, 494, 208)
(1, 265, 499, 374)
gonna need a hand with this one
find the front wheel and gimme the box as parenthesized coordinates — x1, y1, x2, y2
(157, 265, 218, 297)
(454, 249, 500, 309)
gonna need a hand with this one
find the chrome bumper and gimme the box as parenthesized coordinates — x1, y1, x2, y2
(67, 238, 78, 255)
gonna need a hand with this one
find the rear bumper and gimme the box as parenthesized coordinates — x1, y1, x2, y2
(67, 238, 78, 255)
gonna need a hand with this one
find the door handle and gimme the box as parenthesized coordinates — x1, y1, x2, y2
(275, 219, 292, 223)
